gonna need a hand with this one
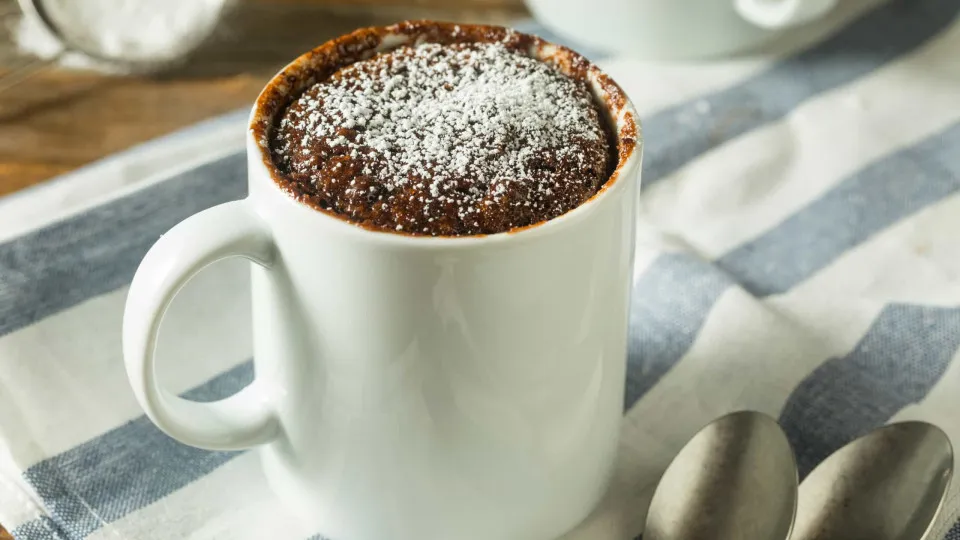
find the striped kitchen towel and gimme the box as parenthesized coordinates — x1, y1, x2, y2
(3, 0, 960, 537)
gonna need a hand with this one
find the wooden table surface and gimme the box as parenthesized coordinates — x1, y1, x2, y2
(0, 2, 525, 537)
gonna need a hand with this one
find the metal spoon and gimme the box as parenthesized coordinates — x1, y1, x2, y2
(792, 421, 954, 540)
(644, 410, 798, 540)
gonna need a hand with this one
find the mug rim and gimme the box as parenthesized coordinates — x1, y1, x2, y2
(248, 20, 642, 245)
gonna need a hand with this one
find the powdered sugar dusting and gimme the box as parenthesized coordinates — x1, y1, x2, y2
(271, 41, 612, 236)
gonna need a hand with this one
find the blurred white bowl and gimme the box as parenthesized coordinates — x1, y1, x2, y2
(525, 0, 837, 59)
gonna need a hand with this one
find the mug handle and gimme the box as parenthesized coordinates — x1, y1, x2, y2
(734, 0, 837, 29)
(123, 200, 281, 451)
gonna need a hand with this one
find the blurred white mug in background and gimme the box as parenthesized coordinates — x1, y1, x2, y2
(525, 0, 838, 59)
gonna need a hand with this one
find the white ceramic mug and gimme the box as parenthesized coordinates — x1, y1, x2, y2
(123, 22, 642, 540)
(525, 0, 838, 59)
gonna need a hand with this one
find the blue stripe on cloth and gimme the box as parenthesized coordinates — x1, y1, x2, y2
(625, 253, 734, 407)
(10, 517, 67, 540)
(625, 118, 960, 407)
(14, 361, 253, 540)
(947, 519, 960, 539)
(717, 120, 960, 297)
(0, 152, 246, 339)
(779, 304, 960, 477)
(641, 0, 960, 187)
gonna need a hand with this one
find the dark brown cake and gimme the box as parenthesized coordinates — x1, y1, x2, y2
(269, 40, 613, 236)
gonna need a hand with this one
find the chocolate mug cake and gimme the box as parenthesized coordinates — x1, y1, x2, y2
(267, 27, 617, 236)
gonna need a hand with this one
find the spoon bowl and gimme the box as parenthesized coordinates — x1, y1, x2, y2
(644, 410, 798, 540)
(792, 421, 953, 540)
